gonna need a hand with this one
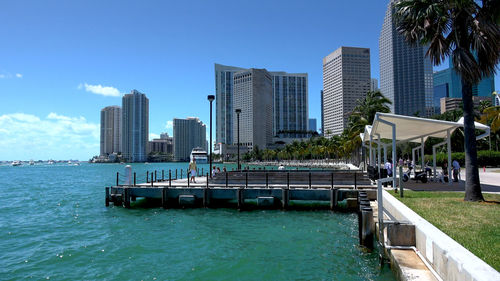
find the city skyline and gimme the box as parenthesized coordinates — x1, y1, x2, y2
(1, 0, 498, 160)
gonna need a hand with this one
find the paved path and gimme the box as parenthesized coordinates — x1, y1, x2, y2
(401, 168, 500, 193)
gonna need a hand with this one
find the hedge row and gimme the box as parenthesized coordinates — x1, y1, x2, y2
(424, 150, 500, 167)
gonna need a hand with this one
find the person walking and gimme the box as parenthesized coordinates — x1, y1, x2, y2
(189, 159, 197, 183)
(452, 159, 460, 182)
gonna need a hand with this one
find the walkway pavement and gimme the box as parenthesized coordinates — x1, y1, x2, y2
(400, 168, 500, 193)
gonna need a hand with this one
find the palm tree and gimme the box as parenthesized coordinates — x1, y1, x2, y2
(350, 91, 392, 126)
(394, 0, 500, 202)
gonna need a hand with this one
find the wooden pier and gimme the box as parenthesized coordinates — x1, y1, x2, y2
(106, 170, 376, 210)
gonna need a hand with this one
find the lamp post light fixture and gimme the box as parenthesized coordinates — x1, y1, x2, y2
(235, 108, 241, 170)
(207, 95, 215, 177)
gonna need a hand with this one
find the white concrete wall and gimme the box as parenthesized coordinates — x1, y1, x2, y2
(382, 190, 500, 281)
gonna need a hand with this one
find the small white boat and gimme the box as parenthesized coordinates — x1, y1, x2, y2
(48, 160, 55, 165)
(11, 160, 22, 166)
(190, 147, 208, 164)
(29, 160, 34, 165)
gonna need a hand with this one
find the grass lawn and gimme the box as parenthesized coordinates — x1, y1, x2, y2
(394, 191, 500, 271)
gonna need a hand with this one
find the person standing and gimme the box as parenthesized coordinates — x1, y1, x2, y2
(452, 159, 460, 182)
(189, 159, 197, 183)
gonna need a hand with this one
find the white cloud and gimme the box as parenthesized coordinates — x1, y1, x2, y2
(0, 112, 99, 160)
(149, 133, 160, 141)
(165, 121, 173, 129)
(0, 74, 5, 79)
(0, 72, 22, 79)
(15, 73, 22, 78)
(79, 83, 122, 97)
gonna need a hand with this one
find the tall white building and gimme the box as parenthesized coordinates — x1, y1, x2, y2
(322, 46, 371, 136)
(379, 0, 434, 117)
(122, 90, 149, 162)
(214, 64, 246, 145)
(232, 68, 273, 149)
(100, 106, 121, 156)
(173, 117, 206, 161)
(270, 72, 308, 137)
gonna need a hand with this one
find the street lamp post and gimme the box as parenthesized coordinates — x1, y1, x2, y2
(208, 95, 215, 177)
(235, 109, 241, 170)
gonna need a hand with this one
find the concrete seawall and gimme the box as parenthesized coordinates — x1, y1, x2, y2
(382, 190, 500, 281)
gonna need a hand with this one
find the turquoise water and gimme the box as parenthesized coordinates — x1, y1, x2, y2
(0, 163, 394, 280)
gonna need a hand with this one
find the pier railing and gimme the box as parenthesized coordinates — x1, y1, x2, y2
(114, 169, 371, 190)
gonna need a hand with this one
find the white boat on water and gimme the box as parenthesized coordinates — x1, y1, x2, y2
(11, 160, 22, 166)
(190, 147, 208, 163)
(29, 160, 34, 165)
(47, 160, 55, 165)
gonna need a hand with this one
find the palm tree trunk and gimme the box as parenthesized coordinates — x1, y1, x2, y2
(462, 80, 484, 201)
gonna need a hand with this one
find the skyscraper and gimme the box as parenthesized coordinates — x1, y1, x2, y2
(100, 105, 121, 156)
(270, 71, 308, 136)
(379, 0, 434, 117)
(322, 46, 371, 136)
(214, 63, 246, 145)
(122, 90, 149, 162)
(320, 90, 324, 135)
(173, 117, 206, 161)
(232, 68, 273, 149)
(308, 118, 317, 132)
(215, 63, 309, 142)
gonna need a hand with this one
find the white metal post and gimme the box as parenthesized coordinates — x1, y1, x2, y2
(421, 137, 425, 172)
(377, 134, 381, 177)
(392, 125, 396, 189)
(369, 135, 373, 166)
(447, 129, 452, 185)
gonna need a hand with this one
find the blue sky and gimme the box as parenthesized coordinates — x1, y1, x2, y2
(0, 0, 498, 160)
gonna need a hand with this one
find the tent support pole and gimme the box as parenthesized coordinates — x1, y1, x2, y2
(447, 129, 452, 186)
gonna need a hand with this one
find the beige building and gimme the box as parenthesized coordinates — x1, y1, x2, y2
(322, 46, 371, 136)
(173, 117, 206, 161)
(440, 96, 492, 114)
(232, 68, 273, 150)
(100, 105, 121, 156)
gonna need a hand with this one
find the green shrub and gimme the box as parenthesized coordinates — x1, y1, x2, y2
(424, 150, 500, 167)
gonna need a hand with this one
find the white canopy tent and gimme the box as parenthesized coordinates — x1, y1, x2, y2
(360, 113, 490, 254)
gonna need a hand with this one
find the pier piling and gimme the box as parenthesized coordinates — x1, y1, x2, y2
(309, 172, 312, 189)
(151, 173, 153, 187)
(116, 172, 119, 186)
(162, 188, 168, 209)
(237, 188, 244, 210)
(134, 172, 136, 186)
(162, 170, 164, 181)
(169, 170, 172, 187)
(105, 187, 109, 207)
(175, 169, 177, 180)
(155, 171, 157, 182)
(281, 187, 289, 209)
(146, 171, 149, 183)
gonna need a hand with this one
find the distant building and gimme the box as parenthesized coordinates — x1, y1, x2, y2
(232, 68, 273, 149)
(434, 60, 495, 112)
(440, 96, 491, 114)
(320, 90, 324, 135)
(215, 63, 309, 143)
(370, 78, 379, 92)
(100, 105, 121, 156)
(270, 71, 308, 137)
(379, 0, 434, 117)
(322, 46, 371, 136)
(173, 117, 206, 161)
(148, 132, 173, 154)
(308, 118, 317, 132)
(122, 90, 149, 162)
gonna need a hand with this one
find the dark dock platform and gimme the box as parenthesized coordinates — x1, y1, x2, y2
(106, 170, 376, 209)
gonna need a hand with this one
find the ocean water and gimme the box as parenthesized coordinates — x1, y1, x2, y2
(0, 163, 395, 280)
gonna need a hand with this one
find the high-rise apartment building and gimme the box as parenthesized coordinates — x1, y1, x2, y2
(371, 78, 379, 92)
(270, 72, 308, 136)
(379, 0, 434, 117)
(173, 117, 206, 161)
(322, 46, 371, 136)
(215, 63, 309, 142)
(122, 90, 149, 162)
(232, 68, 273, 149)
(215, 64, 246, 145)
(100, 106, 121, 156)
(320, 90, 324, 135)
